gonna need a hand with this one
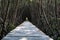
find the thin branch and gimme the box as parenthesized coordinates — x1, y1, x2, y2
(0, 17, 3, 22)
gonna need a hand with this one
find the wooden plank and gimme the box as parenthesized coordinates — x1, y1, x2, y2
(2, 21, 53, 40)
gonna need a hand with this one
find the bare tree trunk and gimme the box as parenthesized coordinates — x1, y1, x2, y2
(13, 0, 20, 25)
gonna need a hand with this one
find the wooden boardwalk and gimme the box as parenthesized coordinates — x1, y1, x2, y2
(2, 21, 53, 40)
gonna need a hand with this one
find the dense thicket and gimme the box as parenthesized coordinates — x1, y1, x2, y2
(0, 0, 60, 40)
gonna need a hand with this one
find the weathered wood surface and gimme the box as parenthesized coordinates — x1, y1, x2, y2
(2, 21, 53, 40)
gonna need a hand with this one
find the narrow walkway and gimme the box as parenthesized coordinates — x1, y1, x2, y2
(2, 21, 53, 40)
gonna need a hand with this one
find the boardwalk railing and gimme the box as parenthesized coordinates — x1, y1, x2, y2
(2, 21, 53, 40)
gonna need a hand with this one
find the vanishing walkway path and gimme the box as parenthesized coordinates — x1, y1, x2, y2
(2, 21, 53, 40)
